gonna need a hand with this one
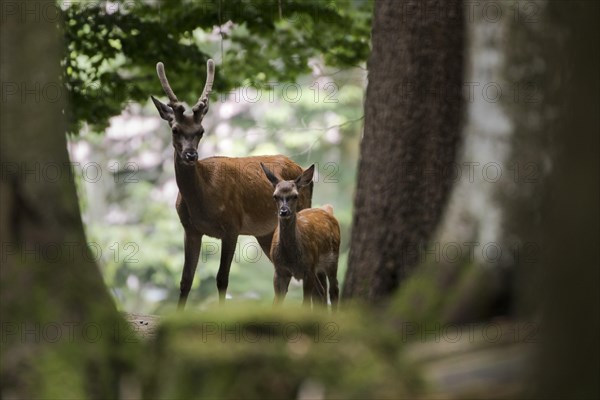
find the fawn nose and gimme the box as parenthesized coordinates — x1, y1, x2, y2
(279, 207, 291, 217)
(183, 150, 198, 162)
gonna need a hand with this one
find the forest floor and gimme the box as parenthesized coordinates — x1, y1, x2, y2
(123, 312, 161, 340)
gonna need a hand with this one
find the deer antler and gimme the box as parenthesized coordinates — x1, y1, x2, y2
(156, 62, 185, 119)
(156, 62, 179, 104)
(192, 59, 215, 118)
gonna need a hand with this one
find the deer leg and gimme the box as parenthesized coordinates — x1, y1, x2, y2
(255, 233, 274, 262)
(216, 234, 238, 304)
(302, 273, 318, 308)
(178, 231, 203, 310)
(327, 269, 339, 312)
(273, 270, 291, 305)
(314, 271, 328, 306)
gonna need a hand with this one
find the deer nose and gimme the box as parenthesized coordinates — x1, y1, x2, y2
(183, 150, 198, 162)
(279, 207, 291, 217)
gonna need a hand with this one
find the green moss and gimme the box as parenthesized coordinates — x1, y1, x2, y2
(3, 320, 140, 399)
(141, 306, 423, 399)
(36, 349, 87, 399)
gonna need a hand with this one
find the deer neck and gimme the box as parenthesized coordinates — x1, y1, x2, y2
(277, 215, 301, 260)
(174, 151, 204, 203)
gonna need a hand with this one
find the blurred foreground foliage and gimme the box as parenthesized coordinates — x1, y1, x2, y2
(139, 269, 510, 399)
(25, 281, 517, 398)
(21, 303, 425, 398)
(141, 306, 422, 398)
(62, 0, 372, 132)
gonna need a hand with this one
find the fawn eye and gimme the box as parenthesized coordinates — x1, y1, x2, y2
(172, 127, 180, 135)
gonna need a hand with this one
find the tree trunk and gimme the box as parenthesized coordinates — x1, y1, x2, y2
(1, 1, 130, 397)
(344, 0, 464, 301)
(529, 2, 599, 397)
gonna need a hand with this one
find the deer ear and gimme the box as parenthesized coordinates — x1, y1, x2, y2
(295, 164, 315, 188)
(151, 95, 174, 121)
(260, 163, 280, 187)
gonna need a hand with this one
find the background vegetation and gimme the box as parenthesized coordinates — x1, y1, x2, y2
(65, 0, 371, 313)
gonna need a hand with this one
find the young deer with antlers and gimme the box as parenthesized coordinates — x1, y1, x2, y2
(261, 164, 340, 310)
(151, 60, 312, 309)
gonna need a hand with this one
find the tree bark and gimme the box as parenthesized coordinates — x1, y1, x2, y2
(529, 2, 599, 397)
(344, 0, 464, 301)
(1, 1, 128, 397)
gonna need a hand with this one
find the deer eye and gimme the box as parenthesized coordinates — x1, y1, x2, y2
(290, 194, 298, 200)
(172, 127, 180, 135)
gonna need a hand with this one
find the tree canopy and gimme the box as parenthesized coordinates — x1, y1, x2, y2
(62, 0, 372, 132)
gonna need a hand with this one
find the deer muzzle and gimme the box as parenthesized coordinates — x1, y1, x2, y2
(279, 207, 291, 218)
(183, 150, 198, 162)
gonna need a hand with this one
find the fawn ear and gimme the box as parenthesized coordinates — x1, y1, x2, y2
(295, 164, 315, 188)
(260, 163, 280, 187)
(151, 95, 174, 121)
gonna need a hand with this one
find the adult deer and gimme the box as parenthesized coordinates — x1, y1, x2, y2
(151, 60, 312, 309)
(261, 164, 340, 310)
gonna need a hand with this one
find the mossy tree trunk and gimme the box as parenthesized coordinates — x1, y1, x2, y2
(1, 1, 131, 397)
(344, 0, 464, 301)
